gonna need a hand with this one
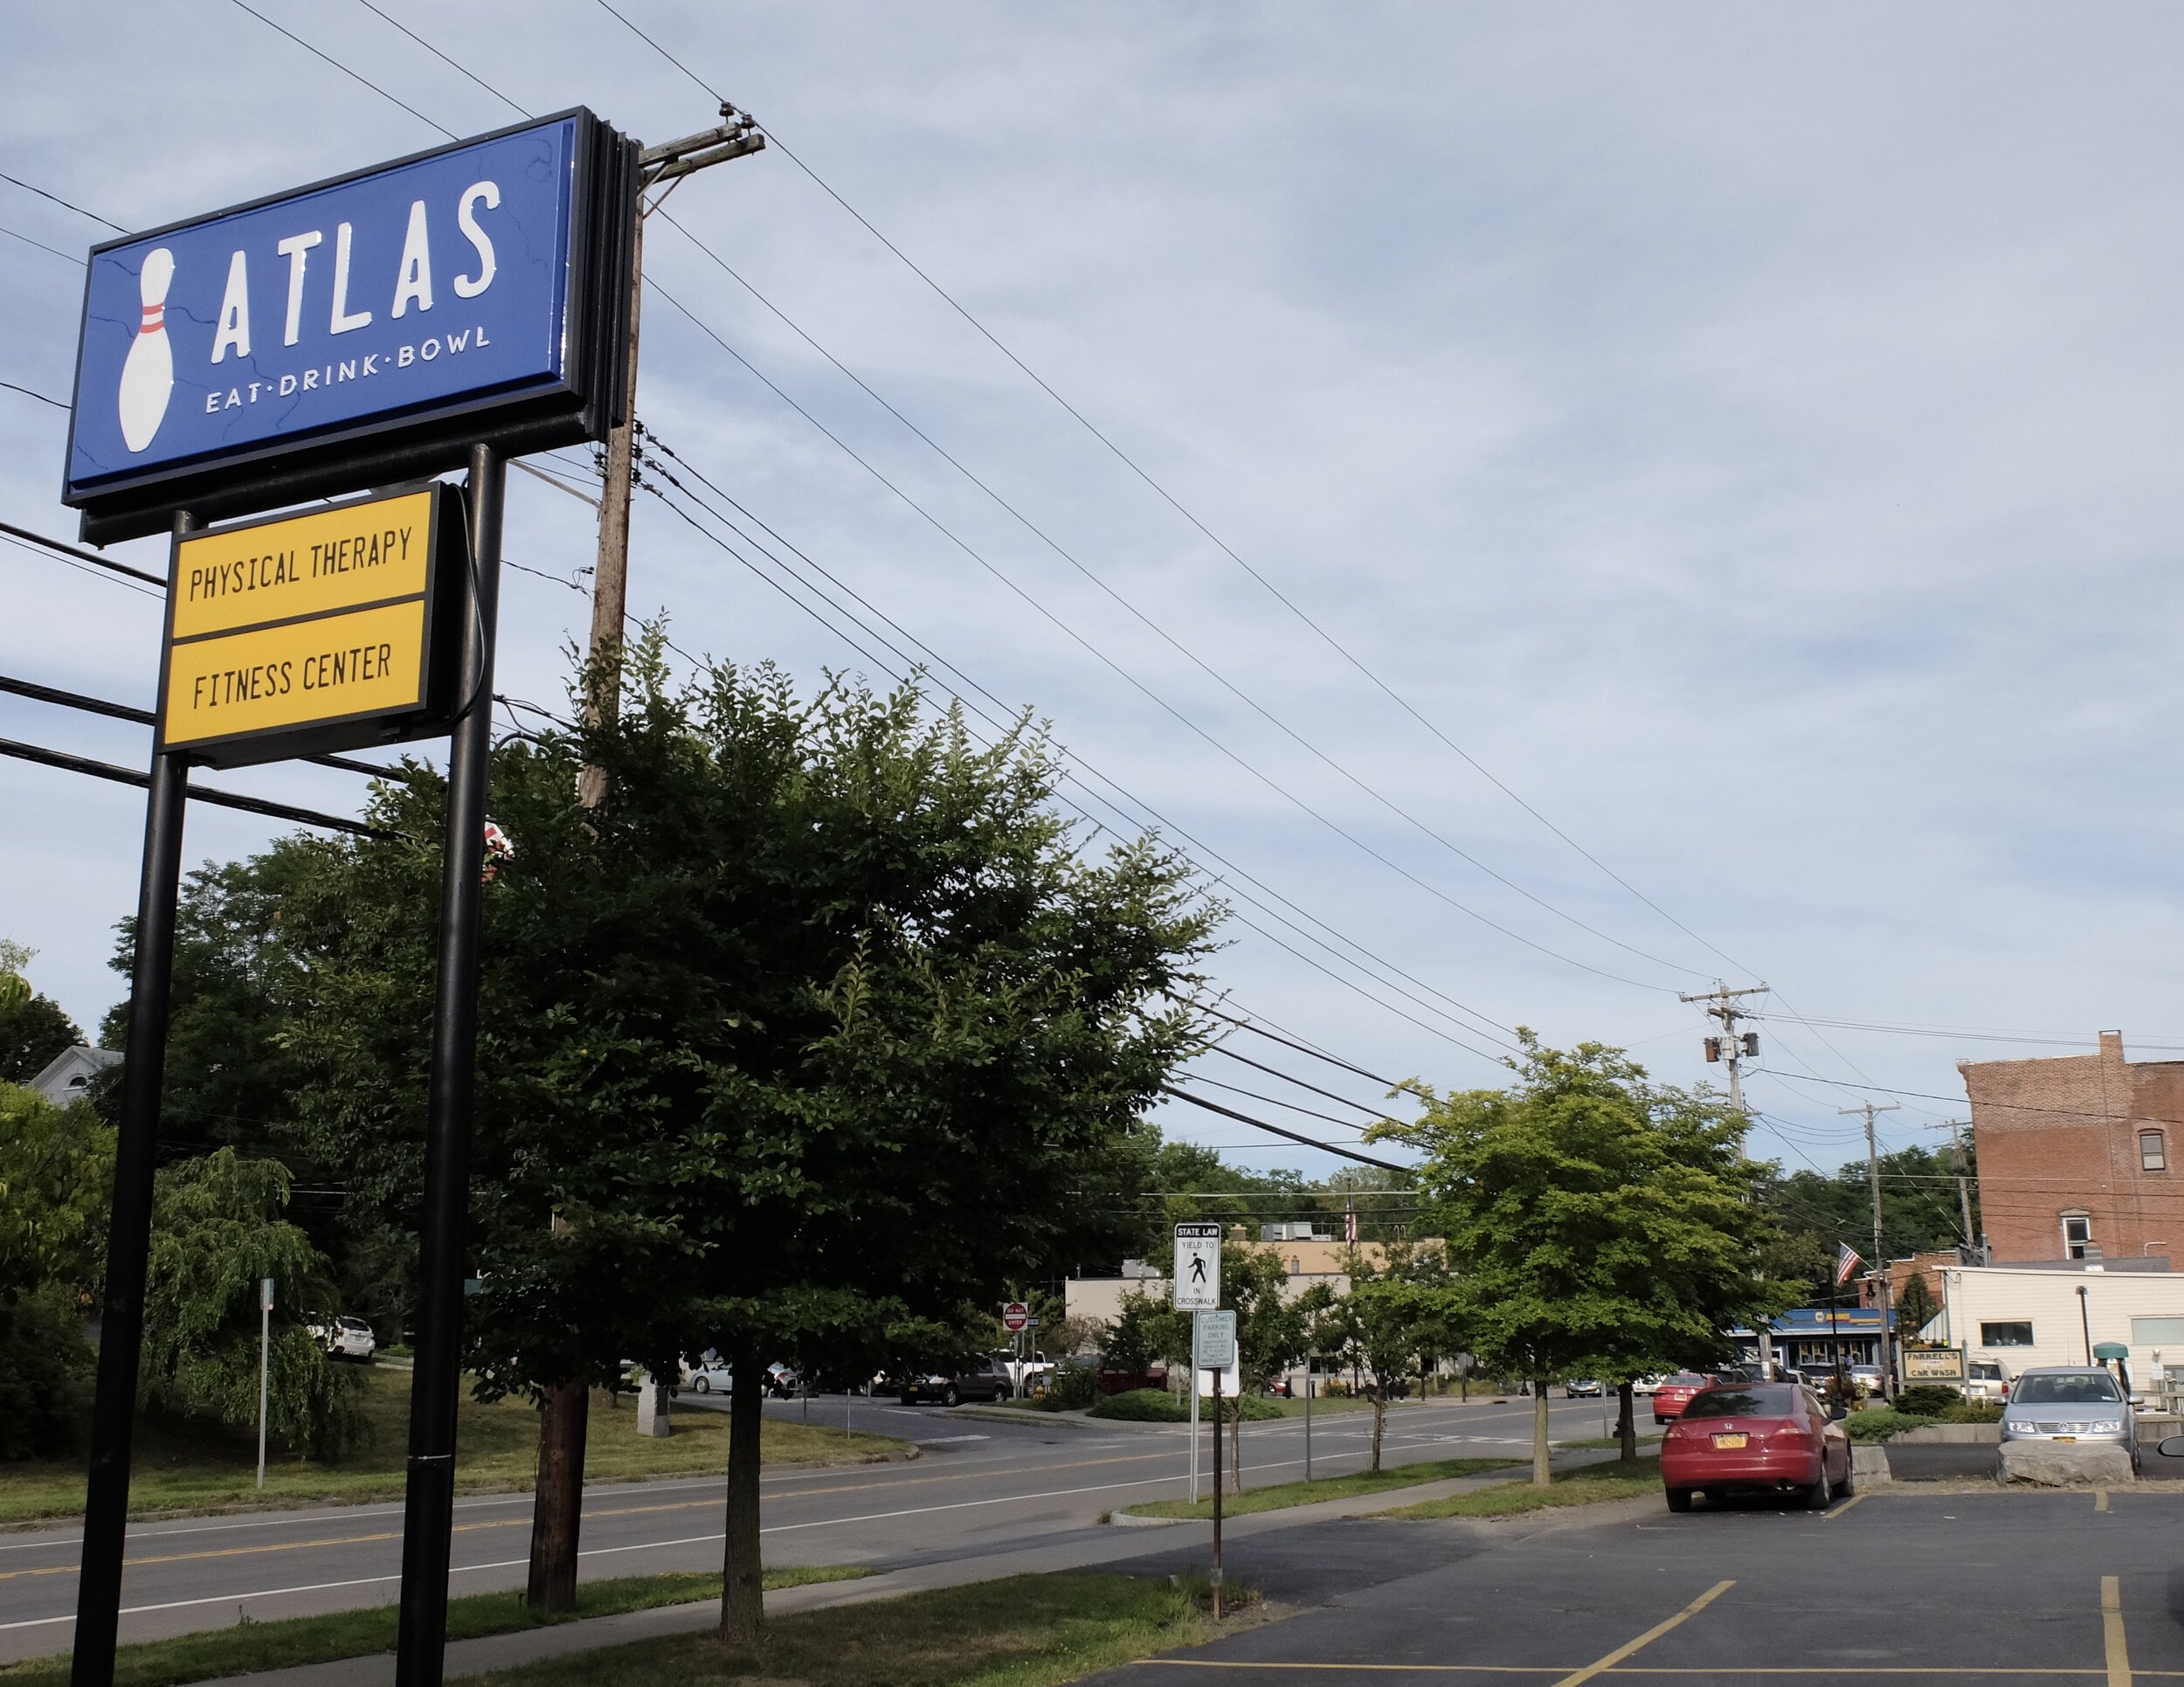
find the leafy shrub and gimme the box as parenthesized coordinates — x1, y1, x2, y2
(1089, 1388, 1190, 1422)
(1044, 1361, 1098, 1411)
(1844, 1407, 1936, 1442)
(0, 1284, 93, 1460)
(1941, 1399, 2002, 1424)
(1894, 1385, 1961, 1418)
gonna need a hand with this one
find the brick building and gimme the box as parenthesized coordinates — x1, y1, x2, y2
(1959, 1031, 2184, 1264)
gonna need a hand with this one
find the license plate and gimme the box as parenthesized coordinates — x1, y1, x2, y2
(1712, 1433, 1748, 1449)
(2051, 1435, 2077, 1442)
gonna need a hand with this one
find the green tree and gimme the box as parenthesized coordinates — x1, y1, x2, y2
(0, 1083, 113, 1458)
(1218, 1241, 1325, 1492)
(252, 642, 1214, 1631)
(1320, 1238, 1448, 1471)
(1897, 1270, 1939, 1341)
(1375, 1034, 1795, 1484)
(139, 1149, 359, 1456)
(0, 992, 84, 1088)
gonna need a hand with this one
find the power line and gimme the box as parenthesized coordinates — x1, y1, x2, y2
(1, 378, 66, 410)
(226, 0, 456, 140)
(0, 221, 82, 266)
(649, 204, 1710, 985)
(1206, 1043, 1388, 1118)
(639, 285, 1674, 995)
(0, 169, 123, 232)
(632, 440, 1521, 1058)
(1159, 1084, 1409, 1172)
(586, 0, 1744, 984)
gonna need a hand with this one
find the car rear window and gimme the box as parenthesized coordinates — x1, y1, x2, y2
(2012, 1373, 2121, 1404)
(1678, 1386, 1798, 1420)
(1665, 1372, 1711, 1386)
(1969, 1363, 2003, 1380)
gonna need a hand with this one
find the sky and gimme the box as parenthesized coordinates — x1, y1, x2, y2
(5, 3, 2182, 1205)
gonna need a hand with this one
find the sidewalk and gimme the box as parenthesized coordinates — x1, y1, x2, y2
(193, 1448, 1640, 1685)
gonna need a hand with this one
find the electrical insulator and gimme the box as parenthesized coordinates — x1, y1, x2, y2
(1741, 1032, 1759, 1057)
(1703, 1037, 1722, 1062)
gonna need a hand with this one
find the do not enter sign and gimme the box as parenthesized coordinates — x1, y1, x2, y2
(1001, 1302, 1030, 1332)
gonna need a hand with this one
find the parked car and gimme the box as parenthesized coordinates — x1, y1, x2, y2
(1631, 1375, 1665, 1397)
(1849, 1365, 1886, 1399)
(2001, 1366, 2138, 1472)
(682, 1354, 733, 1394)
(308, 1316, 377, 1362)
(900, 1356, 1015, 1406)
(1651, 1371, 1718, 1425)
(1565, 1379, 1604, 1398)
(766, 1362, 800, 1398)
(1965, 1359, 2009, 1403)
(1661, 1381, 1851, 1511)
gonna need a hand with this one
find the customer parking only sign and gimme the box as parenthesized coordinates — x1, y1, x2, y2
(64, 109, 633, 541)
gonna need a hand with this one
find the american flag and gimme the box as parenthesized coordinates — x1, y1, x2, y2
(1835, 1242, 1862, 1285)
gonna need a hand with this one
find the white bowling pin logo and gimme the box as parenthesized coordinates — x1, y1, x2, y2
(117, 247, 176, 452)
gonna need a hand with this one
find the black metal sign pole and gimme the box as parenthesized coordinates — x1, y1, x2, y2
(72, 512, 197, 1687)
(394, 445, 504, 1687)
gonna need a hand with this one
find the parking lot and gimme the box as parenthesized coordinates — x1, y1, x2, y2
(1101, 1486, 2184, 1684)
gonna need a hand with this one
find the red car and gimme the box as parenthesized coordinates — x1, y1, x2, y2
(1660, 1381, 1852, 1512)
(1650, 1371, 1719, 1425)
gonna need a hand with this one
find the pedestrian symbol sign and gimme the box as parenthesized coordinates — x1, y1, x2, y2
(1173, 1222, 1220, 1310)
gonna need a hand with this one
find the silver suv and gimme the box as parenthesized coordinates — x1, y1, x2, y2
(2001, 1366, 2135, 1471)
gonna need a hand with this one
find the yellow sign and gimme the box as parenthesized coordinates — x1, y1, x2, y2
(171, 490, 436, 639)
(1900, 1348, 1966, 1382)
(159, 487, 460, 767)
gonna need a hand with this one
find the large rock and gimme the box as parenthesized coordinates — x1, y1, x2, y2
(1997, 1439, 2132, 1486)
(1851, 1442, 1893, 1486)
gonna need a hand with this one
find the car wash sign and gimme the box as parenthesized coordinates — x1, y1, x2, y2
(64, 108, 635, 542)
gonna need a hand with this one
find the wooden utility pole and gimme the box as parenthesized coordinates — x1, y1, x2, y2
(527, 104, 764, 1615)
(582, 105, 764, 774)
(1842, 1100, 1902, 1393)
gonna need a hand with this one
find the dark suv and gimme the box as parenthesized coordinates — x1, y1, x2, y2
(899, 1356, 1015, 1406)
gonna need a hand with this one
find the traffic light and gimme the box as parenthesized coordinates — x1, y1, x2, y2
(1704, 1037, 1722, 1062)
(1741, 1032, 1759, 1057)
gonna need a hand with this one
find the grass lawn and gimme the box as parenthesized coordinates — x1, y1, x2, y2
(1123, 1456, 1515, 1521)
(0, 1567, 872, 1687)
(1377, 1460, 1662, 1519)
(1558, 1434, 1662, 1451)
(0, 1367, 904, 1525)
(458, 1571, 1257, 1687)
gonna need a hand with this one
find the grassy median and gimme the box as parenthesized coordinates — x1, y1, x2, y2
(0, 1368, 904, 1525)
(1123, 1455, 1516, 1521)
(1378, 1460, 1662, 1519)
(458, 1571, 1258, 1687)
(0, 1567, 874, 1687)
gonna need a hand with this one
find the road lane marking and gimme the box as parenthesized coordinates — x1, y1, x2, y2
(2102, 1575, 2130, 1687)
(1822, 1493, 1866, 1520)
(1550, 1579, 1736, 1687)
(2094, 1488, 2110, 1513)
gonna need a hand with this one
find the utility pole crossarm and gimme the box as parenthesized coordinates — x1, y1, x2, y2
(639, 109, 764, 185)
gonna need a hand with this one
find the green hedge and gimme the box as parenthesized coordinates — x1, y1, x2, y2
(1089, 1389, 1190, 1422)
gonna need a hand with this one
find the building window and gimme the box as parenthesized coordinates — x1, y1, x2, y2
(1981, 1321, 2035, 1347)
(2142, 1131, 2167, 1172)
(2131, 1317, 2184, 1345)
(2063, 1213, 2093, 1260)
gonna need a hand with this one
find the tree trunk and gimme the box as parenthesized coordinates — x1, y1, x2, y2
(525, 1379, 588, 1613)
(1615, 1381, 1636, 1465)
(1370, 1382, 1386, 1473)
(719, 1342, 764, 1641)
(1531, 1379, 1551, 1486)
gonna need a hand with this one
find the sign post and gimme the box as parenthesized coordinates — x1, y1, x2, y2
(1194, 1309, 1237, 1621)
(257, 1277, 274, 1490)
(60, 110, 637, 1687)
(1173, 1224, 1220, 1504)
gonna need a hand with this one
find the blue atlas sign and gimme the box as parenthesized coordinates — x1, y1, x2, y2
(65, 109, 636, 543)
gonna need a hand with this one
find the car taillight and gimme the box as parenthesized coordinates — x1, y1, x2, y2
(1770, 1420, 1814, 1442)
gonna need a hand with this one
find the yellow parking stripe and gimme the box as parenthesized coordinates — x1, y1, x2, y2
(2094, 1489, 2110, 1514)
(1823, 1493, 1867, 1520)
(2102, 1576, 2130, 1687)
(1551, 1580, 1736, 1687)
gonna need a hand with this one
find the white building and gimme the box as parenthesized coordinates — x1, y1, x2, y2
(1932, 1262, 2184, 1400)
(26, 1044, 119, 1108)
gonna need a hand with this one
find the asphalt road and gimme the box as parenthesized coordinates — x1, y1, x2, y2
(1095, 1484, 2184, 1685)
(0, 1391, 1612, 1663)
